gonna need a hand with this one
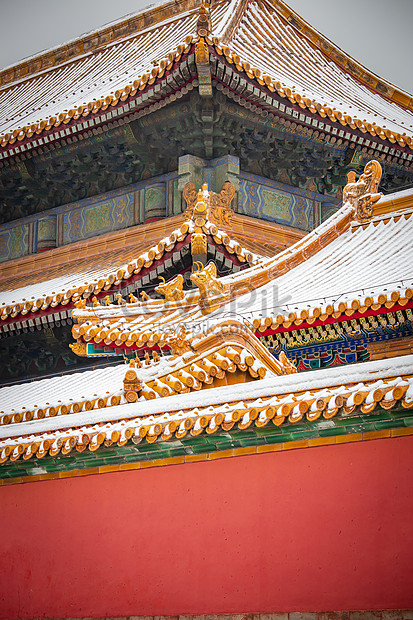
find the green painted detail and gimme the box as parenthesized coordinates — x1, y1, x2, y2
(1, 407, 412, 480)
(375, 419, 406, 430)
(318, 427, 347, 437)
(86, 343, 121, 357)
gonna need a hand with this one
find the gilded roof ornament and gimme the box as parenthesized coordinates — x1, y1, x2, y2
(69, 340, 87, 357)
(343, 160, 382, 221)
(190, 261, 223, 299)
(155, 274, 185, 301)
(123, 365, 142, 403)
(196, 3, 211, 37)
(278, 351, 297, 375)
(165, 325, 194, 356)
(191, 232, 208, 257)
(183, 181, 235, 227)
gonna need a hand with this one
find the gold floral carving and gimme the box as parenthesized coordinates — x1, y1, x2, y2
(190, 261, 223, 298)
(69, 340, 87, 357)
(155, 274, 185, 301)
(195, 37, 209, 64)
(183, 182, 235, 226)
(183, 182, 197, 215)
(343, 160, 382, 221)
(210, 181, 235, 226)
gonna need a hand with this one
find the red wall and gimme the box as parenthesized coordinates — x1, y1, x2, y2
(1, 437, 413, 618)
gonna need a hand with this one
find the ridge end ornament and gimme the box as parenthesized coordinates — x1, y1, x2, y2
(183, 182, 235, 226)
(278, 351, 297, 375)
(69, 340, 87, 357)
(190, 261, 224, 299)
(155, 274, 185, 301)
(343, 160, 382, 221)
(166, 325, 194, 356)
(196, 2, 211, 38)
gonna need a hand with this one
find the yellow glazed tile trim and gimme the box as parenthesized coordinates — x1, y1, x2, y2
(1, 372, 411, 465)
(1, 428, 410, 486)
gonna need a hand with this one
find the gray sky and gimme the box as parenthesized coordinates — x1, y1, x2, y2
(0, 0, 412, 93)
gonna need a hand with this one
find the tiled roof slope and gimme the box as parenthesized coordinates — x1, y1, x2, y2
(226, 0, 413, 133)
(71, 188, 413, 348)
(0, 321, 290, 428)
(1, 354, 412, 472)
(234, 200, 413, 330)
(1, 211, 294, 327)
(0, 0, 412, 152)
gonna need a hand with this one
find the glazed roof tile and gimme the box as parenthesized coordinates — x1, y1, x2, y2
(1, 0, 412, 151)
(232, 205, 413, 327)
(1, 354, 412, 464)
(0, 318, 290, 427)
(228, 0, 413, 135)
(70, 192, 413, 345)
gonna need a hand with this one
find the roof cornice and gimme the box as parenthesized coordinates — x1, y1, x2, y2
(264, 0, 413, 112)
(0, 0, 206, 90)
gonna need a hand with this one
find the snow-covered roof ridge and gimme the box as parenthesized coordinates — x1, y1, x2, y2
(1, 354, 412, 465)
(0, 0, 203, 85)
(266, 0, 413, 102)
(0, 0, 175, 75)
(211, 14, 413, 141)
(1, 0, 412, 155)
(0, 320, 298, 448)
(0, 213, 262, 326)
(222, 208, 413, 332)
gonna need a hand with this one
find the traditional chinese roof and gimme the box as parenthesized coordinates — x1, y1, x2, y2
(0, 206, 304, 332)
(1, 172, 413, 481)
(1, 0, 412, 159)
(70, 173, 413, 353)
(0, 320, 293, 428)
(1, 353, 412, 478)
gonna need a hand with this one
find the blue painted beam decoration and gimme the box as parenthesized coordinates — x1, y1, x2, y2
(261, 308, 413, 370)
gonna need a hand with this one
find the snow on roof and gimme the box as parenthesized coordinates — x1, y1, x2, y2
(66, 194, 413, 348)
(0, 321, 286, 428)
(0, 216, 262, 322)
(216, 207, 413, 326)
(1, 354, 412, 464)
(0, 0, 412, 150)
(229, 0, 413, 136)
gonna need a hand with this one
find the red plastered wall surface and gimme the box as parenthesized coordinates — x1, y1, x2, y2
(0, 436, 412, 618)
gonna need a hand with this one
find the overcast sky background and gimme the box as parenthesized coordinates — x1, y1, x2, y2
(0, 0, 412, 93)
